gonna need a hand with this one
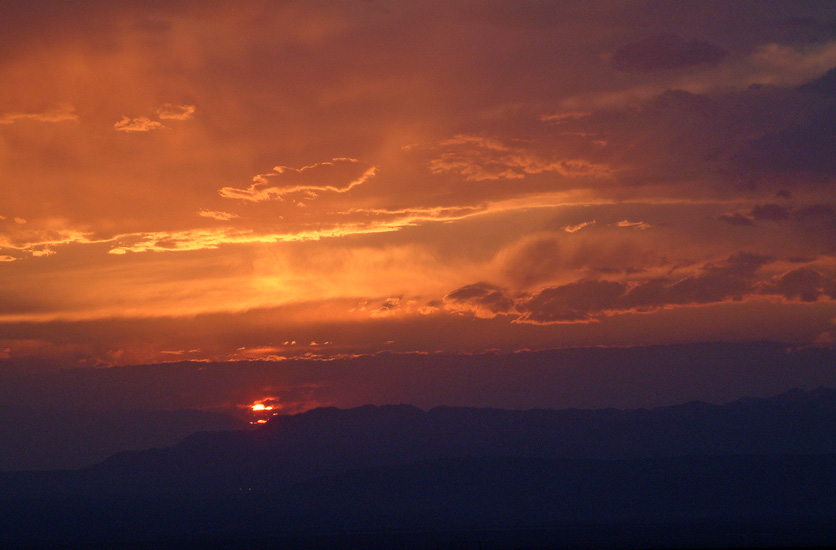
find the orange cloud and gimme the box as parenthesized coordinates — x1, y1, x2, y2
(428, 135, 610, 181)
(617, 220, 651, 229)
(156, 103, 195, 120)
(197, 210, 238, 221)
(0, 106, 79, 125)
(2, 0, 836, 364)
(113, 116, 163, 132)
(219, 159, 377, 202)
(564, 220, 595, 233)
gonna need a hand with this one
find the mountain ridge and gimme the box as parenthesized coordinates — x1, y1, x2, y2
(4, 386, 836, 498)
(4, 387, 836, 546)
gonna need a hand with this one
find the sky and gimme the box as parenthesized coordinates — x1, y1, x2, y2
(2, 1, 836, 381)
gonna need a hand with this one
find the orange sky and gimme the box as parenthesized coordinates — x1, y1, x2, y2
(2, 1, 836, 369)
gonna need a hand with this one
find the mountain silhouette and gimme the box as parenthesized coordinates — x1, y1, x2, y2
(3, 387, 836, 547)
(0, 407, 248, 471)
(46, 386, 836, 494)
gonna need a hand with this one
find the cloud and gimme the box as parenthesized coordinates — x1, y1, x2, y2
(156, 103, 195, 120)
(105, 221, 410, 255)
(654, 252, 771, 306)
(219, 158, 377, 202)
(369, 297, 405, 318)
(612, 33, 727, 72)
(497, 229, 659, 289)
(718, 213, 754, 226)
(2, 0, 836, 358)
(443, 282, 514, 318)
(0, 227, 108, 259)
(794, 204, 835, 224)
(0, 106, 79, 125)
(427, 135, 610, 181)
(566, 40, 836, 111)
(765, 267, 836, 302)
(564, 220, 595, 233)
(541, 111, 592, 123)
(197, 210, 238, 221)
(517, 279, 626, 323)
(0, 255, 16, 262)
(751, 203, 789, 222)
(114, 116, 164, 132)
(454, 252, 786, 324)
(616, 220, 651, 230)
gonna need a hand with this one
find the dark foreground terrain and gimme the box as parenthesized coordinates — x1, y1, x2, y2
(4, 388, 836, 548)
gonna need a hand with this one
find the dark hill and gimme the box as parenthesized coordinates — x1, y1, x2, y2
(4, 387, 836, 496)
(4, 388, 836, 547)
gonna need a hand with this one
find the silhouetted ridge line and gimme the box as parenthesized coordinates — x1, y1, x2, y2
(3, 387, 836, 545)
(2, 386, 836, 499)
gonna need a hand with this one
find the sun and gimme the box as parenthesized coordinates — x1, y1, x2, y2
(248, 398, 280, 424)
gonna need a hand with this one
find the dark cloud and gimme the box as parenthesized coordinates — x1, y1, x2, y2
(799, 65, 836, 95)
(794, 203, 836, 223)
(625, 253, 771, 310)
(612, 33, 727, 72)
(508, 253, 776, 324)
(735, 110, 836, 180)
(550, 64, 836, 200)
(768, 267, 832, 302)
(751, 203, 790, 222)
(517, 279, 626, 323)
(444, 282, 514, 315)
(792, 204, 836, 252)
(718, 213, 754, 226)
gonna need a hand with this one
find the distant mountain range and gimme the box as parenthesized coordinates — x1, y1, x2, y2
(3, 387, 836, 547)
(0, 407, 249, 471)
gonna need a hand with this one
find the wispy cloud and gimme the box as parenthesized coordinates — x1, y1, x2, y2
(564, 220, 595, 233)
(0, 228, 114, 259)
(197, 210, 238, 221)
(219, 158, 377, 202)
(617, 220, 651, 230)
(114, 116, 163, 132)
(563, 39, 836, 110)
(428, 135, 610, 181)
(106, 224, 400, 255)
(156, 104, 195, 120)
(0, 106, 79, 125)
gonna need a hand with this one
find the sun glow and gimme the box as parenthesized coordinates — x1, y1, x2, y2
(248, 400, 279, 425)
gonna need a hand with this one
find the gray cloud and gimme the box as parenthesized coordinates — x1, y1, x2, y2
(453, 253, 796, 324)
(612, 33, 727, 72)
(751, 203, 790, 222)
(765, 267, 836, 302)
(517, 279, 626, 323)
(444, 282, 514, 317)
(718, 213, 755, 226)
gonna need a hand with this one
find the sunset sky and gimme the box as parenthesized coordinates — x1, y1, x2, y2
(2, 0, 836, 377)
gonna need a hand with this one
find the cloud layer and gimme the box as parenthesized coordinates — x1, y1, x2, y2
(1, 1, 836, 367)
